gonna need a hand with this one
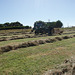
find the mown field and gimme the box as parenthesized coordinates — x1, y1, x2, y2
(0, 29, 31, 34)
(0, 37, 75, 75)
(0, 33, 74, 47)
(0, 28, 75, 75)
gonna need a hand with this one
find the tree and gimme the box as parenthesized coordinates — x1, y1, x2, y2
(25, 26, 31, 29)
(4, 22, 10, 27)
(0, 24, 3, 27)
(34, 21, 45, 25)
(46, 22, 56, 28)
(14, 21, 23, 26)
(9, 21, 23, 27)
(34, 21, 46, 29)
(56, 20, 63, 28)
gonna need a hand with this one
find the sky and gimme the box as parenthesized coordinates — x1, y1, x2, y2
(0, 0, 75, 27)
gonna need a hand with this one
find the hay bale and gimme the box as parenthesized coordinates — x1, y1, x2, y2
(55, 37, 63, 41)
(1, 45, 13, 52)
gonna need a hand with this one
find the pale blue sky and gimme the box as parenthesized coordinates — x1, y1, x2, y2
(0, 0, 75, 27)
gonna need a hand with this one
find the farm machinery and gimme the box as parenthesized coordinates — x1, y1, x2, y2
(31, 22, 63, 35)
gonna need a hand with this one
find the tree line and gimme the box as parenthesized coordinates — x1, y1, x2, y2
(0, 21, 31, 30)
(34, 20, 63, 28)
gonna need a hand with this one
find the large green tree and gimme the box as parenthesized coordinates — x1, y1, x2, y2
(56, 20, 63, 28)
(34, 21, 45, 26)
(46, 22, 56, 28)
(4, 22, 10, 27)
(0, 24, 3, 27)
(34, 21, 46, 29)
(10, 21, 23, 27)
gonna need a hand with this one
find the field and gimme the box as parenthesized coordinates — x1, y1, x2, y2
(0, 28, 75, 75)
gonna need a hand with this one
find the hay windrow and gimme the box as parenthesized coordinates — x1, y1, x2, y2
(73, 35, 75, 37)
(50, 38, 57, 42)
(55, 37, 63, 41)
(0, 45, 13, 52)
(27, 40, 39, 46)
(62, 36, 70, 39)
(44, 58, 75, 75)
(38, 39, 46, 44)
(44, 38, 51, 43)
(0, 34, 75, 53)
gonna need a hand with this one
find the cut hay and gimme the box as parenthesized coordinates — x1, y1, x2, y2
(44, 58, 75, 75)
(0, 45, 13, 52)
(44, 38, 52, 43)
(38, 39, 46, 44)
(55, 37, 63, 41)
(50, 38, 57, 43)
(0, 34, 75, 53)
(27, 40, 39, 46)
(72, 66, 75, 75)
(62, 36, 70, 39)
(73, 35, 75, 37)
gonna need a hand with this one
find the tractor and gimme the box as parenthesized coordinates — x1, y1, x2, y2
(31, 22, 54, 36)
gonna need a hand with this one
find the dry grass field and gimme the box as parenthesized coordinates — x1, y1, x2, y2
(0, 37, 75, 75)
(0, 28, 75, 75)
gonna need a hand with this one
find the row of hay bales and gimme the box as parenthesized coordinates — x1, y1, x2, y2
(44, 58, 75, 75)
(0, 35, 33, 42)
(0, 30, 31, 36)
(0, 35, 75, 54)
(0, 34, 47, 42)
